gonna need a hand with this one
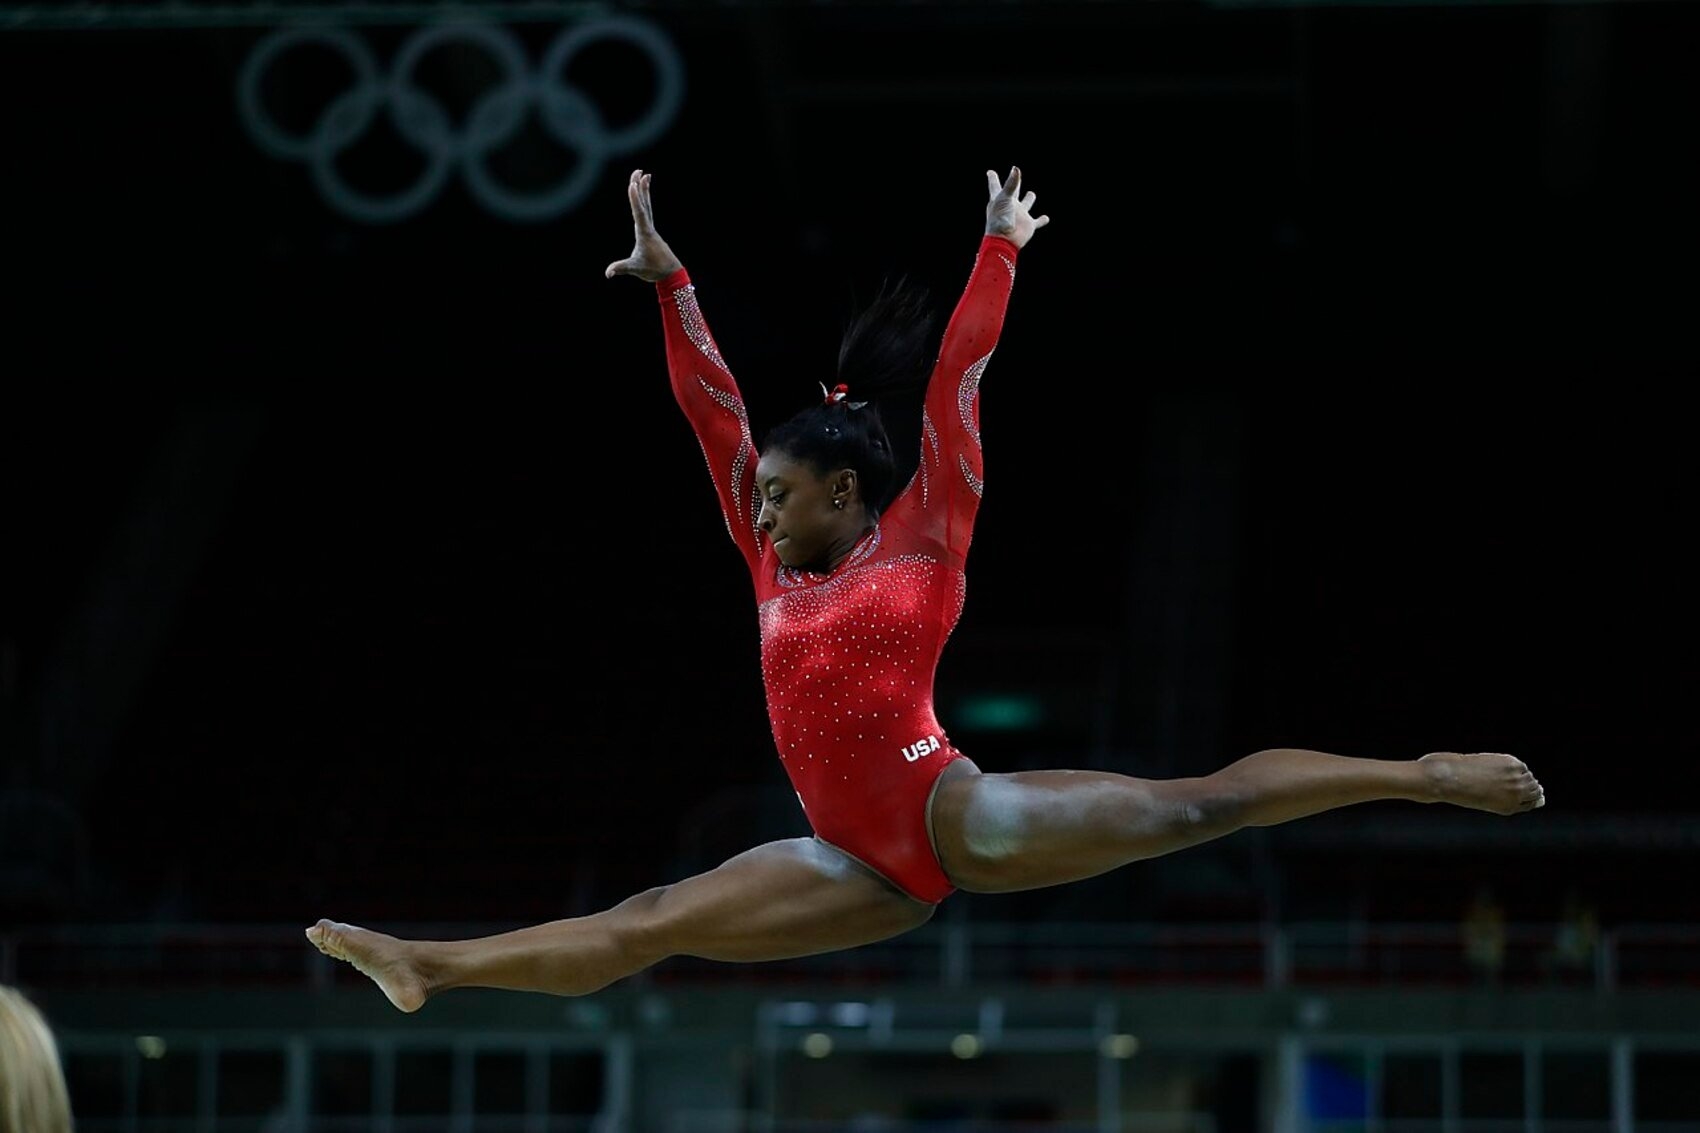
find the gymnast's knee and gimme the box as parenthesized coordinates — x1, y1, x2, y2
(605, 886, 674, 965)
(1178, 774, 1251, 836)
(875, 894, 939, 939)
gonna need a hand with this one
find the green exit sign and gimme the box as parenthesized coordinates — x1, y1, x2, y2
(954, 694, 1048, 732)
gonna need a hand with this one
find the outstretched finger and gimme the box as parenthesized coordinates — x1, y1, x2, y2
(605, 259, 631, 279)
(1032, 214, 1051, 229)
(640, 173, 660, 227)
(1022, 190, 1037, 210)
(633, 172, 653, 224)
(986, 169, 1000, 199)
(1003, 165, 1021, 196)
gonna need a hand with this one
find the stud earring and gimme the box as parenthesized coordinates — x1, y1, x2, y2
(833, 499, 845, 510)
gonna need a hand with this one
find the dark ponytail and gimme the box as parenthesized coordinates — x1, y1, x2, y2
(761, 276, 938, 517)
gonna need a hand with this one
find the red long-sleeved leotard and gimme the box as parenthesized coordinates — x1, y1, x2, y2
(654, 234, 1019, 904)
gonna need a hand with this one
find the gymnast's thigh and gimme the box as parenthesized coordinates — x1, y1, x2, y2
(644, 837, 937, 963)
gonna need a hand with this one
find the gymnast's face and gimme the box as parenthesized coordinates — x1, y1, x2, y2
(755, 450, 853, 569)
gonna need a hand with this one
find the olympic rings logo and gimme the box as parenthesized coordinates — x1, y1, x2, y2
(237, 17, 684, 223)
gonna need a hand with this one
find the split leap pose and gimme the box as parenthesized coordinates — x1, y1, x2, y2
(307, 165, 1544, 1012)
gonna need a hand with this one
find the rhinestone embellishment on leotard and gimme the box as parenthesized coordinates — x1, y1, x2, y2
(672, 285, 728, 373)
(957, 452, 984, 498)
(917, 413, 941, 509)
(758, 552, 964, 777)
(673, 283, 759, 540)
(957, 353, 988, 448)
(693, 374, 760, 540)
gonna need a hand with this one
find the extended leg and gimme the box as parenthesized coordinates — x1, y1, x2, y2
(306, 837, 935, 1011)
(929, 748, 1544, 893)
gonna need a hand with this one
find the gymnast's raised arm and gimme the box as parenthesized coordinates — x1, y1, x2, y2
(606, 169, 764, 578)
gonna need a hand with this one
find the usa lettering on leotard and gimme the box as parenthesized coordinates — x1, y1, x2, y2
(902, 735, 941, 763)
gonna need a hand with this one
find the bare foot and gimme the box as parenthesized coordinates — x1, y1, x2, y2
(305, 919, 430, 1013)
(1418, 752, 1545, 815)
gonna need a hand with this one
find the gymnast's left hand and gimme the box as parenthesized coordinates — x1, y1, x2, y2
(985, 165, 1050, 250)
(605, 168, 683, 283)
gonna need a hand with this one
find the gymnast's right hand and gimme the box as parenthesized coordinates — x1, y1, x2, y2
(605, 168, 684, 283)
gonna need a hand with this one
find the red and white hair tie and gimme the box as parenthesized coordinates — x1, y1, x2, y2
(819, 382, 866, 409)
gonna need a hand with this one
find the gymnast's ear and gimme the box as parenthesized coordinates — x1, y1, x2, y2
(831, 468, 859, 500)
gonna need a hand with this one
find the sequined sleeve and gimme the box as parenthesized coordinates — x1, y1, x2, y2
(890, 235, 1019, 567)
(656, 267, 764, 579)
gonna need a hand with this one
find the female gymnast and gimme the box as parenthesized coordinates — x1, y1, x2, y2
(307, 165, 1545, 1012)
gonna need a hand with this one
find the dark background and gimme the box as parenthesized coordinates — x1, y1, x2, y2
(3, 1, 1696, 937)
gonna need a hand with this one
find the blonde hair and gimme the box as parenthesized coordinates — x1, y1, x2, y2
(0, 985, 74, 1133)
